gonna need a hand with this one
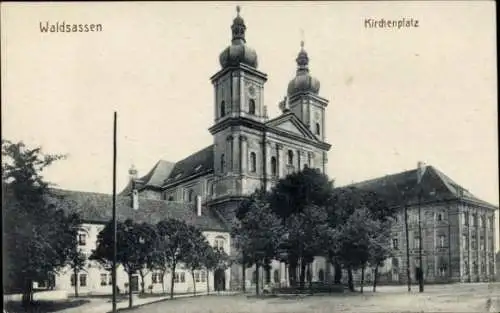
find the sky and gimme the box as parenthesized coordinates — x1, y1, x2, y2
(2, 2, 498, 247)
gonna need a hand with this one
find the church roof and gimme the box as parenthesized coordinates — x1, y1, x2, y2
(47, 189, 227, 231)
(163, 145, 214, 186)
(120, 160, 175, 195)
(347, 165, 497, 210)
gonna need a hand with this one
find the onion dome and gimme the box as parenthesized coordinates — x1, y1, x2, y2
(287, 41, 320, 96)
(219, 6, 258, 69)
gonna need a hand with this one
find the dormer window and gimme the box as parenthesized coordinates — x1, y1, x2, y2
(220, 101, 226, 117)
(249, 99, 256, 115)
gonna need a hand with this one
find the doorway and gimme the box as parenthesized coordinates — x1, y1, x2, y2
(214, 269, 226, 291)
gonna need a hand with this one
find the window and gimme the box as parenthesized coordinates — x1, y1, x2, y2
(220, 101, 226, 117)
(464, 261, 469, 275)
(392, 238, 399, 250)
(195, 272, 200, 283)
(489, 217, 494, 229)
(463, 234, 469, 250)
(108, 274, 113, 285)
(248, 99, 256, 115)
(287, 150, 294, 165)
(315, 123, 320, 135)
(479, 216, 484, 228)
(472, 236, 477, 249)
(480, 262, 485, 274)
(78, 233, 86, 246)
(439, 264, 447, 277)
(308, 153, 312, 167)
(392, 257, 399, 268)
(71, 274, 76, 286)
(252, 271, 257, 284)
(201, 271, 206, 283)
(250, 152, 256, 172)
(220, 154, 226, 172)
(79, 274, 87, 287)
(188, 189, 194, 202)
(413, 237, 420, 249)
(168, 196, 174, 201)
(152, 272, 163, 284)
(473, 262, 478, 274)
(100, 273, 108, 286)
(214, 236, 225, 252)
(439, 235, 446, 248)
(271, 157, 277, 176)
(437, 213, 443, 222)
(473, 214, 477, 227)
(174, 272, 185, 283)
(480, 237, 484, 250)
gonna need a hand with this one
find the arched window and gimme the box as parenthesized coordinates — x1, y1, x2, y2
(315, 122, 320, 135)
(249, 99, 256, 115)
(271, 157, 277, 176)
(318, 269, 325, 282)
(250, 152, 256, 172)
(287, 150, 294, 165)
(273, 269, 280, 283)
(220, 101, 226, 117)
(220, 154, 225, 173)
(188, 189, 194, 202)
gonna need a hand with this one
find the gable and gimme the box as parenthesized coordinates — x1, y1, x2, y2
(266, 112, 318, 141)
(275, 120, 304, 136)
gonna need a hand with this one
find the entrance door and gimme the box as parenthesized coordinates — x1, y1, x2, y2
(214, 269, 226, 291)
(130, 275, 139, 293)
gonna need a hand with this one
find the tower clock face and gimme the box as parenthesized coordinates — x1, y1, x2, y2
(247, 85, 256, 98)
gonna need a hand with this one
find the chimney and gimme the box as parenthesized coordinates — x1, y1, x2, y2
(196, 195, 202, 216)
(417, 161, 427, 184)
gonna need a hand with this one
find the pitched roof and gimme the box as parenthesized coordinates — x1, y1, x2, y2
(119, 160, 175, 195)
(46, 189, 227, 231)
(347, 165, 497, 209)
(163, 145, 214, 186)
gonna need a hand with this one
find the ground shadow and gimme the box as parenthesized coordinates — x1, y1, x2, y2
(4, 299, 90, 313)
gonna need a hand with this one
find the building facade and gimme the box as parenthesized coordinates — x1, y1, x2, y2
(119, 6, 332, 290)
(349, 162, 497, 285)
(37, 189, 232, 296)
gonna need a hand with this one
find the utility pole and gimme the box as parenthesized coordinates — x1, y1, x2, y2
(404, 201, 411, 292)
(112, 112, 117, 313)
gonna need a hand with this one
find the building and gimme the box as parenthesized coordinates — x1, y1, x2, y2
(36, 189, 231, 295)
(349, 162, 498, 284)
(119, 6, 333, 290)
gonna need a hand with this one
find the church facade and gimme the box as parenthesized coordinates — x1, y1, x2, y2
(120, 7, 333, 290)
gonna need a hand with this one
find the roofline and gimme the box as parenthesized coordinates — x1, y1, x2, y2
(208, 116, 331, 150)
(288, 92, 329, 106)
(161, 169, 213, 190)
(79, 218, 228, 232)
(210, 64, 268, 82)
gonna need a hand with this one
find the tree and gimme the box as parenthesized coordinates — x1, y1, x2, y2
(67, 245, 87, 297)
(267, 167, 334, 286)
(2, 140, 80, 307)
(156, 219, 192, 299)
(232, 197, 283, 295)
(368, 220, 393, 292)
(91, 219, 152, 308)
(284, 204, 331, 289)
(204, 245, 229, 294)
(183, 226, 210, 296)
(135, 223, 157, 294)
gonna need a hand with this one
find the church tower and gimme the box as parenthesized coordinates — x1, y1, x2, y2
(286, 41, 328, 142)
(209, 6, 268, 197)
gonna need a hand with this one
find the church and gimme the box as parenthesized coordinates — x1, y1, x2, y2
(120, 6, 333, 290)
